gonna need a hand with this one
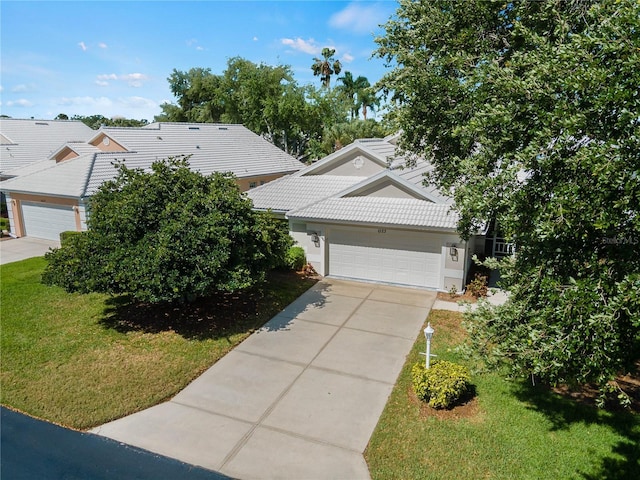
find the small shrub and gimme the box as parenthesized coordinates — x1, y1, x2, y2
(285, 246, 306, 271)
(448, 284, 458, 298)
(0, 217, 10, 233)
(467, 273, 488, 298)
(411, 360, 472, 409)
(59, 230, 81, 246)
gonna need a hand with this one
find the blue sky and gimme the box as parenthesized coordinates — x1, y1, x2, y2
(1, 0, 399, 121)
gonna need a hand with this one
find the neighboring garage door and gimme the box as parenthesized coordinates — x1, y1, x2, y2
(329, 227, 442, 288)
(21, 202, 76, 240)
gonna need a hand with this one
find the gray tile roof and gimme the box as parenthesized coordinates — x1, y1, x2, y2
(0, 119, 93, 175)
(287, 197, 459, 230)
(392, 161, 453, 204)
(0, 123, 304, 198)
(248, 175, 367, 212)
(96, 123, 303, 179)
(0, 154, 93, 198)
(247, 135, 459, 230)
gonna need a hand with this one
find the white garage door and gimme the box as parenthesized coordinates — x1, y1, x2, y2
(329, 227, 442, 288)
(21, 202, 77, 240)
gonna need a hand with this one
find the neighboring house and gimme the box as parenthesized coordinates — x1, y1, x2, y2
(248, 135, 485, 291)
(0, 122, 304, 240)
(0, 118, 94, 179)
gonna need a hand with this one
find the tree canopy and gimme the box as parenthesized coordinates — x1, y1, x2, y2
(156, 57, 350, 160)
(376, 0, 640, 404)
(42, 157, 291, 304)
(69, 114, 149, 129)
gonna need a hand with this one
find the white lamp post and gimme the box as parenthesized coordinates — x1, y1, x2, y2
(424, 323, 435, 369)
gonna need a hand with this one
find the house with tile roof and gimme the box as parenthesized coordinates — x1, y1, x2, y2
(248, 135, 484, 291)
(1, 122, 304, 240)
(0, 118, 94, 178)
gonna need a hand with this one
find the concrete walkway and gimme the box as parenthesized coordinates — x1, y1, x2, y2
(432, 289, 509, 312)
(0, 237, 60, 265)
(92, 279, 436, 480)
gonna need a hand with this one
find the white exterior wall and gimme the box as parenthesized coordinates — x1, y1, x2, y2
(289, 221, 326, 275)
(289, 220, 468, 291)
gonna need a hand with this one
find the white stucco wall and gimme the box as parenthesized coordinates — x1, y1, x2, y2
(289, 220, 468, 290)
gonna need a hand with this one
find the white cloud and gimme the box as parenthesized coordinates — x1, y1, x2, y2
(95, 73, 149, 87)
(7, 99, 34, 108)
(78, 41, 87, 51)
(120, 96, 157, 109)
(58, 96, 114, 109)
(341, 53, 355, 63)
(97, 74, 118, 81)
(329, 2, 388, 34)
(11, 84, 32, 93)
(253, 36, 259, 41)
(122, 73, 149, 87)
(281, 37, 322, 55)
(98, 42, 108, 49)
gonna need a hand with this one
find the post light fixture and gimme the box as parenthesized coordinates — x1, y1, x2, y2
(424, 322, 435, 369)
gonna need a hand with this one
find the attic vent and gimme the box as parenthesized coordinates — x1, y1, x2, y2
(188, 127, 200, 130)
(157, 136, 163, 140)
(218, 127, 228, 131)
(35, 122, 49, 126)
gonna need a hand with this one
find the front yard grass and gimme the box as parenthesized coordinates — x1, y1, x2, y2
(1, 257, 316, 430)
(366, 310, 640, 479)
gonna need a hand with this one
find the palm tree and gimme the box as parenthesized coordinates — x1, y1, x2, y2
(337, 72, 371, 120)
(356, 87, 379, 121)
(311, 48, 342, 88)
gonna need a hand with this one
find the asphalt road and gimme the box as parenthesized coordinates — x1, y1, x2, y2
(0, 407, 231, 480)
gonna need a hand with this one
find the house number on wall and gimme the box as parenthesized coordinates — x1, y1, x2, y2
(378, 228, 387, 234)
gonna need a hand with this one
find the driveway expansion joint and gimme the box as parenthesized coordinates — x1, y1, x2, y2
(93, 279, 435, 480)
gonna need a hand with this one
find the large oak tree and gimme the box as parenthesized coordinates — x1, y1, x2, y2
(376, 0, 640, 405)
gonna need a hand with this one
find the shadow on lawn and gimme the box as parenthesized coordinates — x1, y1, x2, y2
(99, 271, 321, 341)
(514, 381, 640, 480)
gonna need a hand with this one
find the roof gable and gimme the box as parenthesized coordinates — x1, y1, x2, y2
(300, 143, 388, 177)
(89, 132, 128, 152)
(338, 171, 443, 203)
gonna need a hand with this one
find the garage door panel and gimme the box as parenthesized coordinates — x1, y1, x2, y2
(21, 202, 76, 240)
(329, 228, 441, 288)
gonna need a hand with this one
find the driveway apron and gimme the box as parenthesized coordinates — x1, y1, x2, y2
(92, 278, 436, 480)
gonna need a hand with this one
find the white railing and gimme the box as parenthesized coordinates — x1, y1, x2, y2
(493, 237, 515, 257)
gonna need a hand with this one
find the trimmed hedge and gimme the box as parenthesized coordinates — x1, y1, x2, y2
(411, 360, 471, 409)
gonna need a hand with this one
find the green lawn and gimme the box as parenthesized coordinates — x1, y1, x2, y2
(1, 257, 316, 430)
(366, 310, 640, 480)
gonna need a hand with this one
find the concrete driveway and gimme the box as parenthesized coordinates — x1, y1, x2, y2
(0, 237, 60, 265)
(92, 278, 436, 480)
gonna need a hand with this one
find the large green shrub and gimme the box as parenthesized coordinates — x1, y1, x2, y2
(42, 157, 292, 304)
(285, 246, 306, 271)
(59, 230, 81, 246)
(0, 217, 10, 232)
(411, 360, 471, 409)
